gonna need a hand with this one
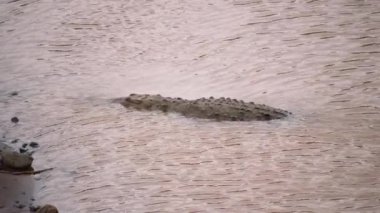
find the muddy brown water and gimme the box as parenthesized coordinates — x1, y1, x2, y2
(0, 0, 379, 212)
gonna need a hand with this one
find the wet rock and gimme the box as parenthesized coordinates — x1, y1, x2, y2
(120, 94, 290, 121)
(14, 203, 25, 209)
(9, 91, 18, 96)
(11, 117, 19, 124)
(19, 148, 28, 153)
(1, 150, 33, 170)
(30, 205, 41, 212)
(29, 142, 39, 148)
(36, 204, 59, 213)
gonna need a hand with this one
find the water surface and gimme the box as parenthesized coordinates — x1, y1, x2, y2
(0, 0, 379, 212)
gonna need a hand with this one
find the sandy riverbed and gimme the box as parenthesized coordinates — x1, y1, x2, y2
(1, 0, 380, 212)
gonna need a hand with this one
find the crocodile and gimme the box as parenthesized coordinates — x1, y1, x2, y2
(117, 94, 291, 121)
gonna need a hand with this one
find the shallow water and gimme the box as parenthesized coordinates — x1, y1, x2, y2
(0, 0, 379, 212)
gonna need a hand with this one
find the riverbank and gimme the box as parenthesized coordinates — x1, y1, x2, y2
(0, 126, 55, 212)
(0, 137, 35, 212)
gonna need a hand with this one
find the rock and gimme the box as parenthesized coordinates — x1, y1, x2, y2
(1, 150, 33, 170)
(19, 148, 28, 153)
(119, 94, 291, 121)
(9, 91, 18, 96)
(14, 203, 25, 209)
(11, 117, 19, 124)
(11, 139, 19, 143)
(36, 204, 59, 213)
(29, 142, 39, 148)
(30, 205, 41, 212)
(22, 143, 28, 148)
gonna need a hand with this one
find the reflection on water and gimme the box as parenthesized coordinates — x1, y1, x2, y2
(0, 0, 379, 212)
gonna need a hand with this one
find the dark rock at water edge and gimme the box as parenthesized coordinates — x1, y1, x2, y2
(19, 147, 28, 153)
(30, 205, 41, 212)
(14, 203, 25, 209)
(35, 204, 59, 213)
(1, 150, 33, 170)
(0, 142, 33, 170)
(29, 142, 39, 148)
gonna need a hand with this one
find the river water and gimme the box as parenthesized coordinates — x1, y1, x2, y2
(0, 0, 379, 212)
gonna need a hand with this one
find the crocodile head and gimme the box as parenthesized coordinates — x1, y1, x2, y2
(121, 94, 145, 107)
(121, 94, 165, 110)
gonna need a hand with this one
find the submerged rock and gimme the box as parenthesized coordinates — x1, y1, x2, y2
(9, 91, 18, 96)
(11, 116, 19, 124)
(119, 94, 291, 121)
